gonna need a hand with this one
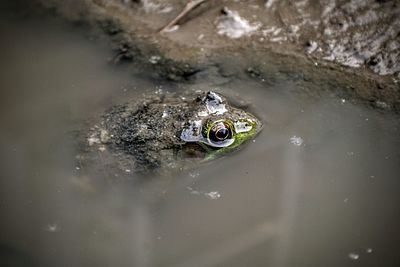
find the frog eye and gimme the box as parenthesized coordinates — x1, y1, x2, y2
(205, 120, 235, 148)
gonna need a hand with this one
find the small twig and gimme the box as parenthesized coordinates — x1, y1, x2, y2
(160, 0, 209, 33)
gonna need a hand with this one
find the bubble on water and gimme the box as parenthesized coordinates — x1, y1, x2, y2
(290, 136, 303, 146)
(187, 187, 200, 196)
(366, 248, 373, 253)
(205, 191, 221, 200)
(340, 98, 346, 104)
(187, 187, 221, 200)
(348, 253, 359, 260)
(45, 223, 59, 233)
(189, 172, 199, 178)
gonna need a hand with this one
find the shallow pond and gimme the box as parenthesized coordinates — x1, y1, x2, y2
(1, 4, 400, 267)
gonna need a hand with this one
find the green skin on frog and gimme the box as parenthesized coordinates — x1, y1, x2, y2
(180, 91, 261, 160)
(88, 91, 262, 174)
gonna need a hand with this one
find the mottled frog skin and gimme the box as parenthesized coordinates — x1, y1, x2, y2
(86, 91, 262, 174)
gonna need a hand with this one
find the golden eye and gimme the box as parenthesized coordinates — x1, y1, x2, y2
(205, 120, 235, 147)
(209, 122, 230, 141)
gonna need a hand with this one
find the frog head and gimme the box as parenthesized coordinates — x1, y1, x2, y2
(180, 91, 262, 159)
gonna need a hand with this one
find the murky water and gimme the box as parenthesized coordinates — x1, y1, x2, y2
(1, 4, 400, 267)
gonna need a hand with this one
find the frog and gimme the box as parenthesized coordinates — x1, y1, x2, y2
(83, 90, 262, 176)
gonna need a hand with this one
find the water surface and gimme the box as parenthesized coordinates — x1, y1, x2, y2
(0, 5, 400, 267)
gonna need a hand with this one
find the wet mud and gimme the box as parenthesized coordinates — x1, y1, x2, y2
(34, 0, 400, 111)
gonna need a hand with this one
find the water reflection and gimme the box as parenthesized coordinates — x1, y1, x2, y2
(0, 4, 400, 267)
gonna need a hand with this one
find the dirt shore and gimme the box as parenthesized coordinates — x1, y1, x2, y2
(35, 0, 400, 111)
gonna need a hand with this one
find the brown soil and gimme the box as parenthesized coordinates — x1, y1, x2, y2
(36, 0, 400, 111)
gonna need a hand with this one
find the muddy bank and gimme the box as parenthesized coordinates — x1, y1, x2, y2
(35, 0, 399, 111)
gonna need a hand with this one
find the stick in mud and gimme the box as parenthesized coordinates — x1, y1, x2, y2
(159, 0, 209, 33)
